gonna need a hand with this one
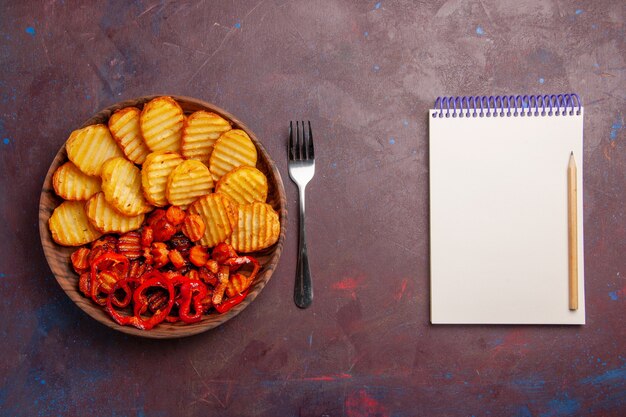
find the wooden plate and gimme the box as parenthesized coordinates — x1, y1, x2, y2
(38, 96, 287, 339)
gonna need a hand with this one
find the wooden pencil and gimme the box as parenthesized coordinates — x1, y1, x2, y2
(568, 152, 578, 311)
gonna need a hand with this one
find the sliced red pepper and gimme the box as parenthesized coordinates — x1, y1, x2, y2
(163, 274, 187, 323)
(92, 270, 121, 305)
(178, 279, 208, 324)
(105, 279, 134, 326)
(131, 273, 175, 330)
(215, 289, 249, 314)
(105, 272, 176, 330)
(90, 252, 129, 305)
(223, 256, 260, 283)
(91, 252, 129, 278)
(159, 275, 208, 323)
(88, 236, 118, 264)
(110, 278, 132, 308)
(132, 270, 174, 315)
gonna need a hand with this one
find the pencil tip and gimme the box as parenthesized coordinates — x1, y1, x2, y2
(571, 151, 573, 156)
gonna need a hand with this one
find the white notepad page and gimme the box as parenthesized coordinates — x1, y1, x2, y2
(429, 107, 585, 324)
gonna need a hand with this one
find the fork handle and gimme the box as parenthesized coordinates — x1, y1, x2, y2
(294, 186, 313, 308)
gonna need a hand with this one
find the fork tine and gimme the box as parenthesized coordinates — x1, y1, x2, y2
(289, 121, 294, 160)
(307, 121, 314, 160)
(296, 120, 302, 160)
(301, 120, 308, 160)
(300, 120, 306, 160)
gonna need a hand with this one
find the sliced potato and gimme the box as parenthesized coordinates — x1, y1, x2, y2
(85, 192, 145, 234)
(188, 193, 237, 248)
(49, 201, 102, 246)
(181, 111, 231, 165)
(101, 157, 153, 216)
(166, 159, 214, 209)
(227, 202, 280, 253)
(52, 161, 101, 201)
(141, 151, 184, 207)
(66, 124, 124, 176)
(215, 166, 268, 204)
(108, 107, 151, 164)
(209, 129, 257, 182)
(139, 96, 184, 152)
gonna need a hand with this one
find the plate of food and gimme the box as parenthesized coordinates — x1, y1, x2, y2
(38, 95, 287, 338)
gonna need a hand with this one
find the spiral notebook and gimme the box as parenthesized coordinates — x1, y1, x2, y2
(429, 94, 585, 324)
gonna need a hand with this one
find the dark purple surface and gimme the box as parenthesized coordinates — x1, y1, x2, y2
(1, 1, 625, 416)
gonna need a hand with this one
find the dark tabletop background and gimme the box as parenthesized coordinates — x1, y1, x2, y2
(1, 1, 625, 416)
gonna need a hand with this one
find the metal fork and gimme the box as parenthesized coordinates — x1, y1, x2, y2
(288, 121, 315, 309)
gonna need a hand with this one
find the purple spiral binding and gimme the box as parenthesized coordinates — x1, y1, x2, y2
(432, 93, 581, 118)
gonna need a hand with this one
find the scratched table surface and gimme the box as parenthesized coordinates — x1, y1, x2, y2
(1, 1, 625, 416)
